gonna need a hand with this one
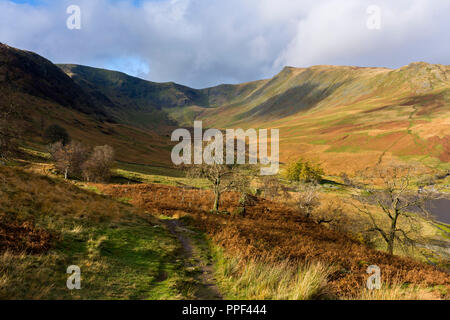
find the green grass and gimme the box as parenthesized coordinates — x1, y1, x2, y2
(19, 146, 51, 160)
(113, 162, 210, 189)
(326, 145, 362, 153)
(434, 222, 450, 240)
(309, 139, 328, 145)
(0, 166, 197, 300)
(0, 213, 197, 300)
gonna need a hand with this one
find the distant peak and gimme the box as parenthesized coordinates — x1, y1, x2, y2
(401, 61, 440, 70)
(407, 61, 429, 66)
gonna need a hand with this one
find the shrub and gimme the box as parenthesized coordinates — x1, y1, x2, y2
(49, 141, 89, 179)
(81, 145, 114, 182)
(285, 159, 324, 183)
(44, 125, 70, 146)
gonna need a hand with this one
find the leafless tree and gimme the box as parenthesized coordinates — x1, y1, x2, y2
(351, 165, 438, 255)
(260, 175, 291, 201)
(295, 183, 321, 219)
(81, 145, 114, 182)
(187, 162, 251, 212)
(184, 133, 259, 212)
(49, 141, 89, 179)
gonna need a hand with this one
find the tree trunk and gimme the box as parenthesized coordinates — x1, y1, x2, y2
(387, 209, 400, 255)
(213, 186, 220, 212)
(64, 168, 68, 180)
(387, 237, 394, 255)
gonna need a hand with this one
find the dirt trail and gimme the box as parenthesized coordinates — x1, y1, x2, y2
(163, 219, 223, 300)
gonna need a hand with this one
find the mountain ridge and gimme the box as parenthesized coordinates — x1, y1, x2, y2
(1, 43, 449, 172)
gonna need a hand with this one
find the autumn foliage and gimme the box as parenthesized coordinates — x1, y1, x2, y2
(99, 183, 450, 298)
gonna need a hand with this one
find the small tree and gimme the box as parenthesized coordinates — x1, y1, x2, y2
(260, 175, 291, 201)
(351, 165, 438, 255)
(295, 183, 320, 219)
(49, 141, 89, 179)
(285, 159, 324, 183)
(187, 162, 247, 212)
(81, 145, 114, 182)
(44, 125, 70, 146)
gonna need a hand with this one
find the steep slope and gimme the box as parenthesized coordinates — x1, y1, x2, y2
(198, 63, 450, 173)
(0, 43, 110, 121)
(0, 44, 173, 166)
(2, 43, 449, 173)
(58, 64, 210, 129)
(199, 63, 450, 126)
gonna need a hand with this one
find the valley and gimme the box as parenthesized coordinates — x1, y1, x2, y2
(0, 43, 449, 300)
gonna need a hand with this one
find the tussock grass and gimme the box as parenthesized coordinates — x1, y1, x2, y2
(0, 250, 58, 300)
(212, 247, 332, 300)
(354, 283, 442, 300)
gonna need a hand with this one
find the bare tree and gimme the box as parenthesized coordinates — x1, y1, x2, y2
(260, 175, 291, 201)
(187, 162, 250, 212)
(351, 165, 438, 255)
(49, 141, 89, 179)
(295, 183, 320, 219)
(293, 183, 346, 225)
(81, 145, 114, 182)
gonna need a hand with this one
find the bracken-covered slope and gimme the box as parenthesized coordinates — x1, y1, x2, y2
(2, 43, 449, 172)
(197, 63, 450, 173)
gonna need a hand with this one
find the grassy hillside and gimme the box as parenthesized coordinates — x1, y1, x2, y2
(99, 183, 449, 299)
(0, 43, 174, 166)
(198, 63, 450, 174)
(0, 165, 201, 299)
(58, 64, 211, 130)
(2, 43, 449, 174)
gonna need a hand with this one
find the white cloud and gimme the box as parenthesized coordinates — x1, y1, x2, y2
(0, 0, 449, 88)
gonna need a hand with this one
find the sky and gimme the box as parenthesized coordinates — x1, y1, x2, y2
(1, 0, 449, 88)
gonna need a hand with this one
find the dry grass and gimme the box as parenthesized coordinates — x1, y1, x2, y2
(100, 183, 450, 299)
(213, 247, 332, 300)
(0, 250, 60, 300)
(0, 166, 195, 299)
(354, 283, 442, 300)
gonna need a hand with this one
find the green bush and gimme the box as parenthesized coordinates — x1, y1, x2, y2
(285, 159, 324, 183)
